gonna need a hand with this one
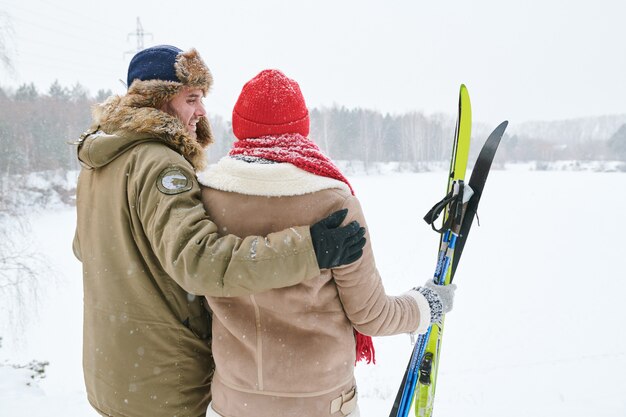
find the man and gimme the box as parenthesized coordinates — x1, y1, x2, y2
(73, 45, 365, 417)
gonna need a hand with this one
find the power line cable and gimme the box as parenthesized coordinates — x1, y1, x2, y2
(15, 54, 123, 78)
(12, 33, 123, 60)
(7, 17, 124, 48)
(33, 0, 129, 32)
(0, 0, 128, 34)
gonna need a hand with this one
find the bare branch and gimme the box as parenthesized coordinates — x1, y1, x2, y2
(0, 11, 15, 75)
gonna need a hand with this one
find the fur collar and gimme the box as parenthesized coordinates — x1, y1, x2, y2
(197, 157, 351, 197)
(90, 94, 212, 171)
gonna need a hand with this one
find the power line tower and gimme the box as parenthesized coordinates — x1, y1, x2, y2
(125, 17, 153, 56)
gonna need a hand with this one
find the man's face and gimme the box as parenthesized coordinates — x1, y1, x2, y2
(160, 87, 206, 139)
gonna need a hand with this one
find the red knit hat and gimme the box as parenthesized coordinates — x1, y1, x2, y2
(232, 69, 310, 139)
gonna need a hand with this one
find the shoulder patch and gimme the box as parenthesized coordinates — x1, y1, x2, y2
(156, 167, 193, 195)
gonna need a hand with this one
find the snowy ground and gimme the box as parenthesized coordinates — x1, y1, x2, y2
(1, 168, 625, 416)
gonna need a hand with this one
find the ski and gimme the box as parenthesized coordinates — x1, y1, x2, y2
(413, 121, 509, 417)
(389, 84, 472, 417)
(388, 87, 509, 416)
(449, 121, 509, 282)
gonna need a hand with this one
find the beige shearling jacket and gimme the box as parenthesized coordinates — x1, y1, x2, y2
(199, 157, 431, 417)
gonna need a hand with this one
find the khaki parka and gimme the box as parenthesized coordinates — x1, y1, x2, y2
(73, 100, 320, 417)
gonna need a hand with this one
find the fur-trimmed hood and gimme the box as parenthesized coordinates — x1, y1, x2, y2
(78, 94, 213, 171)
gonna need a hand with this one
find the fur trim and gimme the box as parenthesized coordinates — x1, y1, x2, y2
(126, 48, 213, 109)
(197, 157, 351, 197)
(91, 94, 211, 171)
(175, 49, 213, 91)
(126, 79, 182, 109)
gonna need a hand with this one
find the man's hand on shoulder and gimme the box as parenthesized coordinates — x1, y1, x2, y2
(310, 209, 366, 269)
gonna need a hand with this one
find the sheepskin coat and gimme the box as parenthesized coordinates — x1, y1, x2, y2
(198, 157, 431, 417)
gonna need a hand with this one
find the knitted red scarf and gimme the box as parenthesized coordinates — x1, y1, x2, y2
(229, 133, 375, 365)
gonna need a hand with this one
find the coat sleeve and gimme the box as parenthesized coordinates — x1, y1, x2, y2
(72, 228, 82, 261)
(131, 146, 320, 297)
(331, 194, 425, 336)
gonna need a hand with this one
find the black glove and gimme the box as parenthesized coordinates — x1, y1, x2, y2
(310, 209, 366, 269)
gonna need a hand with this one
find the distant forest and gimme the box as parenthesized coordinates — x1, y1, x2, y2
(1, 81, 625, 177)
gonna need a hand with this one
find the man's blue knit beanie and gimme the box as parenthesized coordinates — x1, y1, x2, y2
(126, 45, 183, 88)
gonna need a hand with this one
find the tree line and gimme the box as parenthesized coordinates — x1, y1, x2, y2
(1, 81, 625, 178)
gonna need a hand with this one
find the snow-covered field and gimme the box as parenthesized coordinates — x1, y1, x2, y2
(1, 168, 625, 416)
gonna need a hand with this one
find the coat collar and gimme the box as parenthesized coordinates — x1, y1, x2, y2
(197, 156, 350, 197)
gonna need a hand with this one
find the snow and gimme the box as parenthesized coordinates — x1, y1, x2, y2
(1, 167, 626, 416)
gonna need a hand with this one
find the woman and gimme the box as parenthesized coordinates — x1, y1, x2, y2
(199, 69, 455, 417)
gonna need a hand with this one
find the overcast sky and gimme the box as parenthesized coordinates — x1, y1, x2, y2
(0, 0, 624, 126)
